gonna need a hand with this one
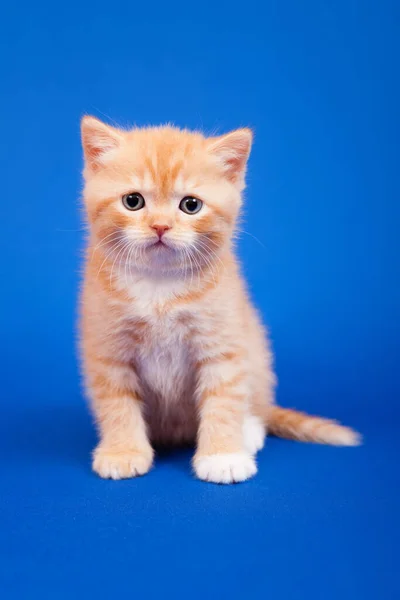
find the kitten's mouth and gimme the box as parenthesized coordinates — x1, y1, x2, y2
(139, 238, 180, 266)
(149, 239, 172, 250)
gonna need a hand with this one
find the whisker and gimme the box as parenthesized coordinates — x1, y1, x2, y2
(109, 240, 131, 288)
(96, 237, 128, 280)
(187, 247, 202, 287)
(197, 247, 217, 275)
(194, 238, 225, 274)
(235, 228, 266, 250)
(194, 247, 218, 285)
(184, 246, 194, 287)
(56, 227, 86, 233)
(124, 242, 135, 289)
(93, 230, 122, 247)
(91, 231, 123, 262)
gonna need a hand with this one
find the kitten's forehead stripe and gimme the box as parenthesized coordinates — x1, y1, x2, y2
(144, 156, 157, 181)
(140, 170, 153, 191)
(155, 148, 183, 200)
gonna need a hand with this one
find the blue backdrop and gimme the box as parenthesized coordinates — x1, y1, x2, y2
(1, 1, 398, 598)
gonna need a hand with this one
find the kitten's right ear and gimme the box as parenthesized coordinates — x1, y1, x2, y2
(81, 116, 122, 172)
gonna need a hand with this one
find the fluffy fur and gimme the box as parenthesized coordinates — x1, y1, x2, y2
(79, 117, 360, 484)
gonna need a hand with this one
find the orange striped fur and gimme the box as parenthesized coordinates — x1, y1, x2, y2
(79, 117, 360, 484)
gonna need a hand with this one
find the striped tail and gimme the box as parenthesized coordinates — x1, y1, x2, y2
(267, 406, 361, 446)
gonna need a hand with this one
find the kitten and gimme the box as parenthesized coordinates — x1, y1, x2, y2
(79, 117, 360, 484)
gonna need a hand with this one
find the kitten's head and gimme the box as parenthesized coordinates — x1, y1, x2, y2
(81, 117, 252, 276)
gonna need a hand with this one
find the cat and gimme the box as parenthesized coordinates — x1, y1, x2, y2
(79, 116, 360, 484)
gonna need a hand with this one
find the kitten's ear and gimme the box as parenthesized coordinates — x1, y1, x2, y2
(81, 116, 123, 172)
(208, 128, 253, 185)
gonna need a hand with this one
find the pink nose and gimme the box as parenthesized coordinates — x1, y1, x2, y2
(151, 224, 171, 238)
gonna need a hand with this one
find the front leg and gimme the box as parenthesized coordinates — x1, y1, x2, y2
(86, 356, 154, 479)
(193, 350, 256, 484)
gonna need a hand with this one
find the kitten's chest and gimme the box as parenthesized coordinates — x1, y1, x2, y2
(118, 277, 196, 401)
(138, 318, 192, 400)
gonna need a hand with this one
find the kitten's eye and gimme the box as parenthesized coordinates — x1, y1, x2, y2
(179, 196, 203, 215)
(122, 192, 145, 211)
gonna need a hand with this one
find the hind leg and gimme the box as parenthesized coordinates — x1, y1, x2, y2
(243, 414, 266, 455)
(245, 318, 276, 456)
(245, 366, 275, 455)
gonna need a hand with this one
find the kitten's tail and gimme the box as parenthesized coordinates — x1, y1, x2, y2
(267, 406, 361, 446)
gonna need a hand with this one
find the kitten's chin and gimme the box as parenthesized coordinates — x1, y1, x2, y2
(140, 240, 182, 272)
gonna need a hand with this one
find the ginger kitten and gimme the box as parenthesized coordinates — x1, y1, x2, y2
(79, 117, 360, 484)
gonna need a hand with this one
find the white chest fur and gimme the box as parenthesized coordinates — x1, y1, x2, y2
(119, 272, 195, 403)
(138, 320, 191, 402)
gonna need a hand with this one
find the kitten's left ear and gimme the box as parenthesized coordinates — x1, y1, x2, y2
(81, 116, 123, 172)
(207, 128, 253, 186)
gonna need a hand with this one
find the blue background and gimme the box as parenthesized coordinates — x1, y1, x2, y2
(1, 1, 398, 598)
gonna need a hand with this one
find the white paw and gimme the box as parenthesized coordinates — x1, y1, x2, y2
(193, 452, 257, 484)
(243, 415, 265, 455)
(92, 447, 153, 480)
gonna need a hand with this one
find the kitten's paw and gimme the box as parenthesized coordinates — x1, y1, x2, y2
(193, 452, 257, 484)
(92, 447, 153, 480)
(243, 415, 266, 455)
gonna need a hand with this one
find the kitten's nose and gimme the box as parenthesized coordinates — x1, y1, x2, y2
(151, 224, 171, 238)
